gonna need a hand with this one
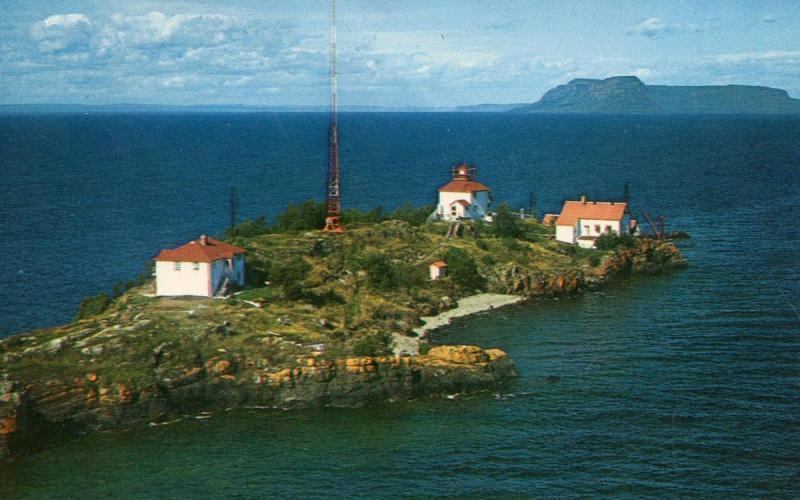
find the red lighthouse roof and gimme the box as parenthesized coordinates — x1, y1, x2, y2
(437, 162, 491, 193)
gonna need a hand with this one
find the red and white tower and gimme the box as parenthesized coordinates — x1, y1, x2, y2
(323, 0, 344, 233)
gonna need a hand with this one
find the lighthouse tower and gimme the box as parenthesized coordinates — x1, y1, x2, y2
(434, 163, 493, 222)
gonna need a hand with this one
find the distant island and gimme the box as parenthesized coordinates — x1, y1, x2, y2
(509, 76, 800, 114)
(3, 77, 798, 114)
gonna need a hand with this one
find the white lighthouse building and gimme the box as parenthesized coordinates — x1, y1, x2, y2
(434, 163, 492, 222)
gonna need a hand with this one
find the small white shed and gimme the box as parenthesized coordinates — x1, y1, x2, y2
(429, 261, 448, 280)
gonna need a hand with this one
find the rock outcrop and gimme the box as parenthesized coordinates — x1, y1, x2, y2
(0, 345, 514, 463)
(487, 239, 687, 296)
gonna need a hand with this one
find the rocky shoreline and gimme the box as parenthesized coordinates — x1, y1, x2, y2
(0, 222, 687, 464)
(0, 345, 515, 463)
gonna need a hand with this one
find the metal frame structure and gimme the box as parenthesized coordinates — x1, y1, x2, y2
(323, 0, 344, 233)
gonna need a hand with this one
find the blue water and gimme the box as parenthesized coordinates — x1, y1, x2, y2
(1, 113, 799, 496)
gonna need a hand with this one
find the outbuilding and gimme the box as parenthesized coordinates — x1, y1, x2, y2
(429, 261, 448, 280)
(554, 196, 630, 248)
(154, 235, 246, 297)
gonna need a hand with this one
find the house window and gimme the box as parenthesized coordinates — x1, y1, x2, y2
(451, 205, 457, 216)
(583, 225, 590, 235)
(192, 262, 200, 270)
(605, 225, 612, 233)
(594, 224, 601, 233)
(174, 262, 181, 271)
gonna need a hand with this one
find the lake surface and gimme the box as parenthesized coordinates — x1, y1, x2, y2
(0, 113, 798, 496)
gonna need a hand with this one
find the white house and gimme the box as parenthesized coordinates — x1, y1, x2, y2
(154, 235, 246, 297)
(554, 196, 630, 248)
(434, 163, 492, 222)
(429, 261, 448, 280)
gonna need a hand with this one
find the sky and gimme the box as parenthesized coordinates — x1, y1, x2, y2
(1, 0, 798, 107)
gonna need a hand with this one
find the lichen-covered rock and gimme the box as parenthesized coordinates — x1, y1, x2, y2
(427, 345, 489, 364)
(0, 344, 515, 463)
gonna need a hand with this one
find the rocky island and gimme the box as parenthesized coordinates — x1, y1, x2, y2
(0, 209, 687, 463)
(511, 76, 800, 114)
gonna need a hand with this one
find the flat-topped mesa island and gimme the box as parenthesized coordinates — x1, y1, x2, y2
(0, 217, 687, 462)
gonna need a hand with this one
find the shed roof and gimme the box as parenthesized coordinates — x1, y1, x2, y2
(430, 261, 447, 268)
(542, 214, 558, 225)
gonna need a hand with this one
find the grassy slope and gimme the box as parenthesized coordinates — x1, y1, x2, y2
(0, 219, 618, 387)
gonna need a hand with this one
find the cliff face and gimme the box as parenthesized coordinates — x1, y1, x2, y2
(0, 346, 514, 462)
(513, 76, 800, 113)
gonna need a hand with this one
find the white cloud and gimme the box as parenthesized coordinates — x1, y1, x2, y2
(715, 50, 800, 63)
(160, 75, 186, 88)
(627, 17, 705, 38)
(629, 18, 669, 37)
(105, 11, 238, 48)
(223, 76, 254, 87)
(42, 13, 91, 29)
(31, 13, 94, 53)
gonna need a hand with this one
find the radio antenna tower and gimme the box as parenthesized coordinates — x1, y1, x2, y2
(323, 0, 344, 233)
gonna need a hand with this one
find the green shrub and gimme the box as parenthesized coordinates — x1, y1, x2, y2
(76, 293, 113, 320)
(390, 203, 434, 226)
(595, 232, 636, 250)
(493, 203, 522, 238)
(269, 256, 312, 299)
(245, 257, 270, 287)
(361, 252, 425, 291)
(351, 331, 394, 356)
(475, 239, 489, 250)
(444, 247, 485, 290)
(226, 216, 270, 238)
(362, 252, 396, 290)
(341, 207, 386, 225)
(502, 237, 522, 251)
(272, 200, 327, 232)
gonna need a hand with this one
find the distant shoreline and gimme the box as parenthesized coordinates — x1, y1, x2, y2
(3, 106, 799, 115)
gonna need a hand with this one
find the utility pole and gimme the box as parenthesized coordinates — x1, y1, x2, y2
(528, 192, 537, 220)
(230, 187, 238, 237)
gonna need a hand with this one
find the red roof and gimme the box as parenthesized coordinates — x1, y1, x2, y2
(555, 200, 628, 227)
(451, 199, 471, 207)
(542, 214, 558, 225)
(438, 180, 490, 193)
(155, 236, 246, 263)
(430, 261, 447, 268)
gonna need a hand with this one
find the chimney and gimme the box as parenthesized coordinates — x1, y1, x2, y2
(580, 194, 587, 204)
(199, 234, 208, 246)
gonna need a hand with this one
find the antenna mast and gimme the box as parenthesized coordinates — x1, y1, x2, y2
(323, 0, 344, 233)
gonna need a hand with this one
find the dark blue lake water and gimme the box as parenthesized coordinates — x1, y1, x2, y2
(0, 113, 798, 496)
